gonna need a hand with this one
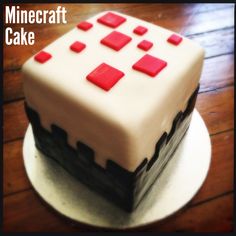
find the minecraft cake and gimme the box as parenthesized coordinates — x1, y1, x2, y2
(22, 11, 204, 212)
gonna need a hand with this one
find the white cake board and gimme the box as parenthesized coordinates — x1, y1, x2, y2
(22, 109, 211, 230)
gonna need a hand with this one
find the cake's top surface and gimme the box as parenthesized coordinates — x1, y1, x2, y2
(23, 11, 204, 132)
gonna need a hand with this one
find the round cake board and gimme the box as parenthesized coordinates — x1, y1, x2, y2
(23, 109, 211, 230)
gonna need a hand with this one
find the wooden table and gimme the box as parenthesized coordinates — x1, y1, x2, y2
(3, 3, 234, 232)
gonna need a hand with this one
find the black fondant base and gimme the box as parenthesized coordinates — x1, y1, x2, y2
(24, 85, 199, 212)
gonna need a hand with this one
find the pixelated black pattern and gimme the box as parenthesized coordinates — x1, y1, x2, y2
(24, 85, 199, 212)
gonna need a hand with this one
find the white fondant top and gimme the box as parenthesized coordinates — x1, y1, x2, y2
(22, 11, 204, 171)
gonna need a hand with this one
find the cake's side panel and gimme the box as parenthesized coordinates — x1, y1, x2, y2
(24, 102, 135, 211)
(132, 85, 200, 209)
(22, 64, 135, 169)
(133, 45, 204, 167)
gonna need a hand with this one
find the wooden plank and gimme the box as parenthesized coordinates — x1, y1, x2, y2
(189, 27, 234, 59)
(3, 100, 28, 142)
(4, 70, 24, 102)
(199, 54, 234, 93)
(3, 140, 31, 196)
(3, 129, 234, 208)
(3, 86, 234, 143)
(190, 130, 234, 205)
(182, 6, 234, 36)
(3, 189, 233, 232)
(4, 52, 234, 103)
(3, 4, 234, 71)
(151, 193, 233, 232)
(196, 86, 234, 135)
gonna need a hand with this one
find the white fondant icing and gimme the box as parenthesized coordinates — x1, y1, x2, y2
(22, 11, 204, 171)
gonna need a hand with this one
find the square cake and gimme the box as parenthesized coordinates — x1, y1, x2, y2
(22, 11, 204, 212)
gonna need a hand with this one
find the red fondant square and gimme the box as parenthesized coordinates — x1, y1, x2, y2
(133, 26, 148, 35)
(137, 40, 153, 51)
(86, 63, 124, 91)
(132, 54, 167, 77)
(167, 34, 183, 45)
(97, 12, 126, 28)
(101, 31, 132, 51)
(70, 41, 86, 53)
(34, 51, 52, 64)
(77, 21, 93, 31)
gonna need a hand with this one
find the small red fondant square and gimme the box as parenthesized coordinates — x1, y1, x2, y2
(132, 54, 167, 77)
(133, 26, 148, 35)
(34, 51, 52, 63)
(86, 63, 124, 91)
(77, 21, 93, 31)
(101, 31, 132, 51)
(167, 34, 183, 45)
(70, 41, 86, 53)
(137, 40, 153, 51)
(97, 12, 126, 28)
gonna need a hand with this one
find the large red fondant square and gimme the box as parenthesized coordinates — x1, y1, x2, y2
(132, 54, 167, 77)
(86, 63, 124, 91)
(101, 31, 132, 51)
(97, 12, 126, 28)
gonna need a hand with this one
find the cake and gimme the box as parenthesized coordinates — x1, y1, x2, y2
(22, 11, 204, 212)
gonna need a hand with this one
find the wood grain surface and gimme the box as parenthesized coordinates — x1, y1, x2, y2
(3, 3, 234, 232)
